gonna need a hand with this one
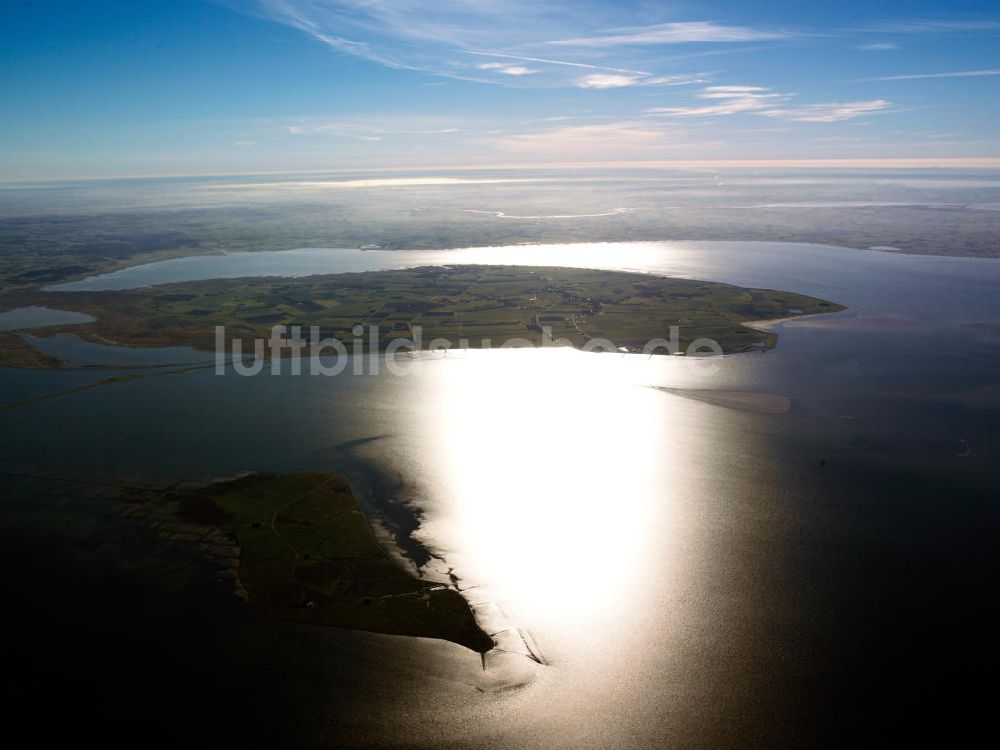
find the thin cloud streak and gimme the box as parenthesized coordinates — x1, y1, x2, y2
(577, 74, 642, 90)
(862, 19, 1000, 34)
(648, 86, 791, 117)
(857, 42, 899, 50)
(464, 51, 650, 76)
(648, 86, 891, 123)
(284, 118, 463, 140)
(862, 69, 1000, 81)
(477, 62, 538, 76)
(759, 99, 891, 122)
(576, 73, 707, 89)
(548, 20, 791, 47)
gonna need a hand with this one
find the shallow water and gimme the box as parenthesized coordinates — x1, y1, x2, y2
(22, 332, 215, 368)
(0, 305, 94, 330)
(4, 240, 999, 747)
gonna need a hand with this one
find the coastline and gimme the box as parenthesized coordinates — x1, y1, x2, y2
(344, 461, 546, 690)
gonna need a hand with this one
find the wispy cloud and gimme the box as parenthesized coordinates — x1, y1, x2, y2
(464, 51, 650, 76)
(863, 19, 1000, 34)
(477, 62, 537, 76)
(287, 125, 383, 141)
(208, 2, 994, 165)
(548, 21, 791, 47)
(238, 3, 772, 88)
(576, 72, 707, 89)
(648, 86, 890, 123)
(284, 117, 461, 140)
(862, 69, 1000, 81)
(759, 99, 891, 122)
(576, 74, 641, 90)
(648, 86, 791, 117)
(486, 122, 726, 159)
(233, 4, 1000, 92)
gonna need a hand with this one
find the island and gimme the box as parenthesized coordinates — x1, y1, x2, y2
(0, 264, 843, 367)
(179, 471, 494, 652)
(0, 467, 492, 652)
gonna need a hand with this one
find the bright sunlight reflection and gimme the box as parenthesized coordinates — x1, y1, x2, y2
(405, 348, 682, 631)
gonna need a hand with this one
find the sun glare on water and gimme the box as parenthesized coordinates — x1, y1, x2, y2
(397, 349, 690, 635)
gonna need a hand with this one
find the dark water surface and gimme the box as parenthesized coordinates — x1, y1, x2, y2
(2, 241, 999, 747)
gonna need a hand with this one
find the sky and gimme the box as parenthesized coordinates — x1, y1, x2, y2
(1, 0, 999, 178)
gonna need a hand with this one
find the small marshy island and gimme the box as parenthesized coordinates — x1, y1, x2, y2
(178, 471, 495, 653)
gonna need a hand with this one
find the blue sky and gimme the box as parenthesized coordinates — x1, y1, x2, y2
(2, 0, 999, 178)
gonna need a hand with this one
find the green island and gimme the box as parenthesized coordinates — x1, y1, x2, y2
(2, 265, 842, 367)
(0, 469, 493, 651)
(187, 471, 494, 652)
